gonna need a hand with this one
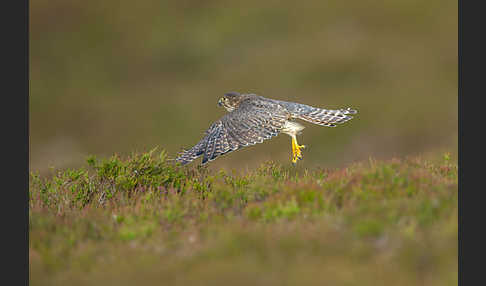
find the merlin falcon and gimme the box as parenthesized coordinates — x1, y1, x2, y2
(175, 92, 357, 165)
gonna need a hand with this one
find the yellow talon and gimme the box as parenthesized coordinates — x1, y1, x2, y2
(291, 136, 305, 164)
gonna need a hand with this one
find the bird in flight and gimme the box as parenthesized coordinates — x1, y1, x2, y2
(175, 92, 357, 165)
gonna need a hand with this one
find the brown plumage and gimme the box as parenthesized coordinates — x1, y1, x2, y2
(175, 92, 357, 165)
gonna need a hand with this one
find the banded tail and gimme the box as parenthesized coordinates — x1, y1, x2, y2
(293, 105, 357, 127)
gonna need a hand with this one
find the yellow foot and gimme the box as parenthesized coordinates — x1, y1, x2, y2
(291, 137, 306, 164)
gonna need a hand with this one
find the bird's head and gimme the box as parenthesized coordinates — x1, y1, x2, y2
(218, 92, 243, 112)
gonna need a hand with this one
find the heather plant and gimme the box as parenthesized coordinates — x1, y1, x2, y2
(29, 149, 457, 286)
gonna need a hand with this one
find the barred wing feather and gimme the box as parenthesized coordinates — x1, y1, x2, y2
(175, 99, 289, 165)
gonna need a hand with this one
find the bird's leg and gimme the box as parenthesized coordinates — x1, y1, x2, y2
(291, 135, 306, 164)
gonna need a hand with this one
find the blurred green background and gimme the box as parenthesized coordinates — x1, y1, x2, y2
(30, 0, 457, 174)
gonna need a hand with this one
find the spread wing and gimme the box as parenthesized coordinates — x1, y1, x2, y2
(175, 99, 290, 165)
